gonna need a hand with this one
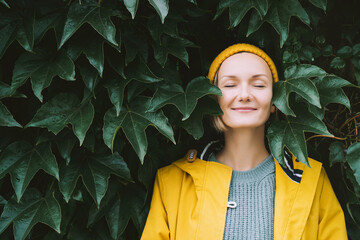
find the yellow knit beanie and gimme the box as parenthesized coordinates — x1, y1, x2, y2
(208, 43, 279, 83)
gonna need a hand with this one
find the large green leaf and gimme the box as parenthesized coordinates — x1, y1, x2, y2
(347, 142, 360, 186)
(153, 35, 196, 67)
(0, 102, 21, 127)
(58, 152, 132, 207)
(103, 96, 175, 162)
(122, 22, 148, 64)
(34, 3, 65, 46)
(0, 189, 61, 240)
(125, 57, 163, 83)
(0, 195, 6, 205)
(0, 0, 9, 8)
(148, 0, 169, 23)
(55, 130, 77, 165)
(105, 77, 131, 116)
(105, 184, 147, 239)
(67, 35, 106, 77)
(87, 180, 121, 227)
(147, 11, 183, 41)
(273, 64, 326, 116)
(180, 97, 222, 140)
(312, 75, 351, 117)
(267, 104, 332, 166)
(26, 93, 94, 145)
(59, 0, 118, 48)
(247, 0, 310, 46)
(0, 7, 34, 57)
(215, 0, 268, 27)
(11, 49, 75, 102)
(308, 0, 327, 11)
(0, 81, 26, 99)
(148, 76, 222, 120)
(0, 141, 58, 201)
(329, 141, 346, 167)
(124, 0, 139, 19)
(78, 61, 101, 100)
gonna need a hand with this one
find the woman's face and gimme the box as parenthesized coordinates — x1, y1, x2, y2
(217, 52, 275, 129)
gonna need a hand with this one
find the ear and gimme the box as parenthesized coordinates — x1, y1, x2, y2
(270, 104, 276, 113)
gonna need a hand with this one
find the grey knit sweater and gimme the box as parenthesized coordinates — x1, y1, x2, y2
(209, 154, 276, 240)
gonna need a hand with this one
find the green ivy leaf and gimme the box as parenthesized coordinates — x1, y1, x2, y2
(330, 56, 346, 69)
(337, 46, 352, 58)
(322, 44, 333, 56)
(0, 141, 59, 201)
(153, 35, 196, 67)
(0, 81, 26, 99)
(87, 180, 121, 227)
(103, 96, 175, 162)
(26, 93, 94, 145)
(313, 75, 351, 110)
(78, 61, 101, 100)
(267, 104, 332, 166)
(353, 43, 360, 56)
(34, 4, 65, 46)
(125, 57, 163, 83)
(0, 102, 21, 127)
(0, 189, 61, 240)
(329, 141, 346, 167)
(215, 0, 268, 28)
(308, 0, 327, 11)
(273, 64, 326, 116)
(106, 184, 146, 239)
(59, 0, 118, 48)
(59, 152, 132, 207)
(147, 11, 183, 41)
(105, 77, 131, 116)
(180, 97, 222, 140)
(124, 0, 138, 19)
(0, 7, 35, 57)
(0, 195, 6, 205)
(0, 0, 10, 8)
(11, 49, 75, 102)
(122, 22, 148, 65)
(347, 142, 360, 186)
(67, 34, 106, 77)
(148, 76, 222, 120)
(55, 130, 77, 165)
(247, 0, 310, 46)
(148, 0, 169, 23)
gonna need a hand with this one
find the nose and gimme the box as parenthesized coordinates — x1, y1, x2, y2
(237, 86, 252, 102)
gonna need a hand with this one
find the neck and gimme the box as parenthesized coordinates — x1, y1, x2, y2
(216, 126, 270, 171)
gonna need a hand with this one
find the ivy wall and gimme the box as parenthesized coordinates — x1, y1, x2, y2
(0, 0, 359, 239)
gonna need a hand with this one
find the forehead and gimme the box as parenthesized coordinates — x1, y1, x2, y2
(218, 52, 272, 78)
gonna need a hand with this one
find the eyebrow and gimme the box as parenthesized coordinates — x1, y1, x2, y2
(220, 74, 271, 80)
(251, 74, 270, 79)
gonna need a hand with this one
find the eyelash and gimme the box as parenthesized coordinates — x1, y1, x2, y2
(223, 84, 265, 88)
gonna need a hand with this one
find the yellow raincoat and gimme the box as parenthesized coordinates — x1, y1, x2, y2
(141, 150, 347, 240)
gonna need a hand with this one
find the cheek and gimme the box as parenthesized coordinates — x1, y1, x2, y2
(218, 90, 236, 106)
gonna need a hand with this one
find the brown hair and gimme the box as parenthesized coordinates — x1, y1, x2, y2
(211, 70, 228, 132)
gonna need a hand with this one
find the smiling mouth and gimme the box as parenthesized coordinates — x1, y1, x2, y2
(231, 108, 257, 112)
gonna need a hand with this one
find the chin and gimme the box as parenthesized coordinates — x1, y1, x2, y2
(225, 122, 266, 129)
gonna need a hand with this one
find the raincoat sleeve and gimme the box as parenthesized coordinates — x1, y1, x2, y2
(318, 168, 347, 239)
(141, 170, 170, 240)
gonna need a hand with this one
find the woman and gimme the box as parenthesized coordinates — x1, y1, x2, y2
(141, 44, 347, 239)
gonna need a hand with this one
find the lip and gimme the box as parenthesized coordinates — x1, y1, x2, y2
(231, 107, 257, 112)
